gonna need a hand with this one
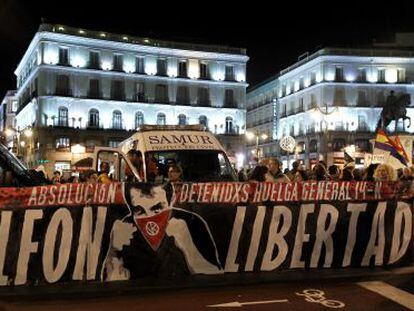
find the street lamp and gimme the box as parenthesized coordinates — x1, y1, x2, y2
(311, 103, 339, 163)
(4, 126, 34, 166)
(246, 130, 268, 162)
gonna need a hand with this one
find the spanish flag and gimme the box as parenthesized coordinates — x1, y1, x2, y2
(374, 129, 409, 167)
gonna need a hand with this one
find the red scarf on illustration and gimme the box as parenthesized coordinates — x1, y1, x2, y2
(134, 209, 172, 251)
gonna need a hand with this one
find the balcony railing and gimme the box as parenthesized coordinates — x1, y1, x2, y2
(55, 88, 72, 97)
(223, 101, 238, 108)
(197, 100, 211, 107)
(296, 106, 305, 113)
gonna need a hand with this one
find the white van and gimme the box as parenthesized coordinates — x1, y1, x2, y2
(93, 125, 237, 183)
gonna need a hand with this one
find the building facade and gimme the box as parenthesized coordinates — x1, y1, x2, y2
(0, 91, 17, 148)
(247, 44, 414, 169)
(13, 24, 248, 175)
(246, 78, 277, 163)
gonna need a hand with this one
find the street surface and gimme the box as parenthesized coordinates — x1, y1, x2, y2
(1, 276, 414, 310)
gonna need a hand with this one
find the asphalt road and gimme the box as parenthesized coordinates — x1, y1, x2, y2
(1, 276, 414, 310)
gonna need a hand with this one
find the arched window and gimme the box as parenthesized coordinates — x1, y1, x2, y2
(225, 116, 233, 134)
(199, 115, 208, 128)
(88, 109, 99, 127)
(135, 111, 144, 129)
(157, 113, 166, 125)
(112, 110, 122, 129)
(58, 106, 68, 127)
(178, 114, 187, 125)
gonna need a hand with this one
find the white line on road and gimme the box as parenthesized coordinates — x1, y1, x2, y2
(207, 299, 289, 308)
(358, 281, 414, 311)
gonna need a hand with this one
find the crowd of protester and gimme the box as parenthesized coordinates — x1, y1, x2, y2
(41, 155, 184, 185)
(37, 156, 414, 185)
(238, 158, 414, 183)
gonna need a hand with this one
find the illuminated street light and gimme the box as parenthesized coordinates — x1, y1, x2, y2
(20, 141, 25, 147)
(246, 130, 268, 162)
(245, 131, 255, 141)
(5, 128, 14, 138)
(71, 144, 86, 154)
(24, 128, 33, 137)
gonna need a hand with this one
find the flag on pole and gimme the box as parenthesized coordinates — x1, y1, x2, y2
(344, 150, 354, 164)
(373, 129, 409, 167)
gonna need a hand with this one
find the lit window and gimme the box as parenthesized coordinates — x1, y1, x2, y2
(55, 137, 70, 149)
(135, 112, 144, 128)
(112, 110, 123, 129)
(178, 114, 187, 125)
(58, 107, 68, 127)
(157, 113, 166, 125)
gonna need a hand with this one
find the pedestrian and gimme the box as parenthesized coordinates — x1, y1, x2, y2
(328, 165, 340, 180)
(248, 165, 268, 182)
(51, 170, 61, 184)
(400, 167, 414, 181)
(83, 170, 98, 183)
(363, 163, 379, 182)
(98, 161, 111, 184)
(286, 160, 303, 181)
(35, 165, 47, 180)
(292, 169, 308, 182)
(353, 168, 363, 181)
(373, 163, 396, 181)
(265, 158, 290, 182)
(341, 163, 355, 181)
(168, 164, 183, 182)
(238, 168, 247, 182)
(313, 163, 329, 181)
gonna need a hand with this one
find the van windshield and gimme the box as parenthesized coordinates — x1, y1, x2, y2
(146, 150, 237, 182)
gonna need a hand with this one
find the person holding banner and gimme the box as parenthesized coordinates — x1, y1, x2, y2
(265, 158, 290, 182)
(374, 163, 397, 182)
(98, 162, 111, 184)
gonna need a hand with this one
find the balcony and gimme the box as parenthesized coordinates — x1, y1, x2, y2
(296, 106, 305, 113)
(309, 102, 318, 110)
(133, 93, 147, 102)
(110, 93, 126, 101)
(197, 100, 211, 107)
(56, 146, 70, 152)
(87, 62, 100, 70)
(87, 92, 102, 100)
(223, 101, 238, 109)
(55, 88, 72, 97)
(86, 122, 103, 129)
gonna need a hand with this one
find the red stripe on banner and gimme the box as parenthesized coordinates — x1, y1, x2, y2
(0, 183, 125, 209)
(172, 181, 410, 205)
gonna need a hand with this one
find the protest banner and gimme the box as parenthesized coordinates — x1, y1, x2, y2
(0, 181, 411, 286)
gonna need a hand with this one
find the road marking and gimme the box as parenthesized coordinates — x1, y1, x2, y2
(207, 299, 289, 308)
(296, 289, 345, 309)
(358, 281, 414, 310)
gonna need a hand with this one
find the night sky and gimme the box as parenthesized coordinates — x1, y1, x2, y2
(1, 0, 414, 98)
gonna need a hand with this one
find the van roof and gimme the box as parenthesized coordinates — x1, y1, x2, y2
(119, 129, 224, 154)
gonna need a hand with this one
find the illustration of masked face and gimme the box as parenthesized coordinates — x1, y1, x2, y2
(128, 186, 171, 251)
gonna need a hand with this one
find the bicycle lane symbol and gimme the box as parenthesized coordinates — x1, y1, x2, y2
(295, 289, 346, 309)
